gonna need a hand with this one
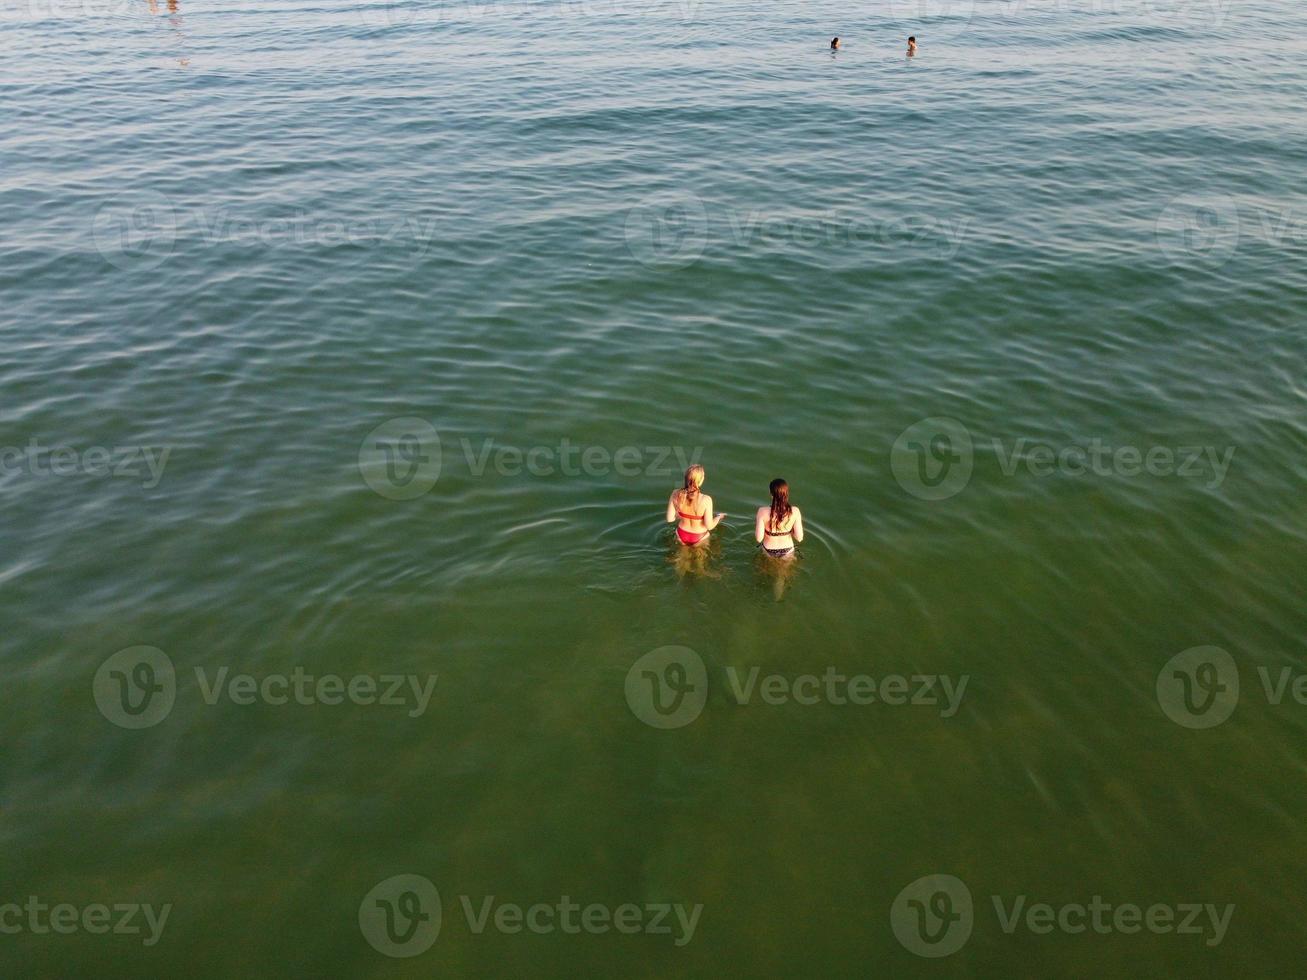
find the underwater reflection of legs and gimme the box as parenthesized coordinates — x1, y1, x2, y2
(755, 548, 798, 600)
(668, 533, 722, 579)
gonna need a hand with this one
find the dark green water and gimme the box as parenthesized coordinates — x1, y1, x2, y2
(2, 0, 1305, 975)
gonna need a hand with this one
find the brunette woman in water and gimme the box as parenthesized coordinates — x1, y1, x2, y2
(755, 477, 803, 559)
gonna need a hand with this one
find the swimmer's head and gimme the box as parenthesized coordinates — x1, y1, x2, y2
(831, 37, 840, 49)
(683, 464, 705, 497)
(908, 36, 917, 45)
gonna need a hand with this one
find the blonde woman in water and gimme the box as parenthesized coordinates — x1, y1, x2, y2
(755, 478, 803, 558)
(667, 464, 725, 546)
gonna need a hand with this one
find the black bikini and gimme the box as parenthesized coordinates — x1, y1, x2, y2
(762, 520, 795, 558)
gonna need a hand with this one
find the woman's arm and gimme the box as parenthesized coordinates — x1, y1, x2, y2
(666, 491, 678, 524)
(705, 495, 725, 530)
(754, 507, 766, 543)
(791, 507, 804, 542)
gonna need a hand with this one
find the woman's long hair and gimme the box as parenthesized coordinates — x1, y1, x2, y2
(677, 465, 705, 511)
(768, 478, 791, 532)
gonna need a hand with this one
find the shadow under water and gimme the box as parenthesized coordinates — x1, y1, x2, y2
(665, 530, 727, 581)
(753, 546, 800, 602)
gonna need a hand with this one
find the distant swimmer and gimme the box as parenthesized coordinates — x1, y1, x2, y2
(755, 478, 803, 559)
(907, 36, 918, 56)
(667, 464, 725, 547)
(831, 37, 840, 50)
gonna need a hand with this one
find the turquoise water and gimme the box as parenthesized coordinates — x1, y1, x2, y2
(2, 0, 1306, 974)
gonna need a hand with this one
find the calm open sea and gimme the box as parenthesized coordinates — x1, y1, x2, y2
(1, 0, 1305, 974)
